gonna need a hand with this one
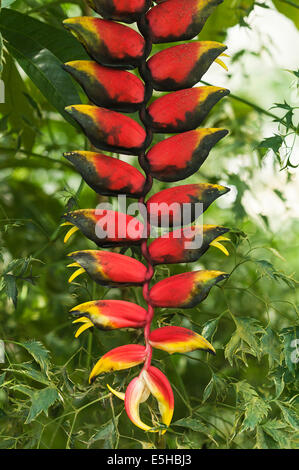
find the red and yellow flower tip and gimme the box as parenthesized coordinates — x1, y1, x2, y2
(146, 0, 224, 44)
(147, 86, 230, 133)
(146, 183, 230, 227)
(87, 0, 151, 24)
(65, 105, 146, 155)
(150, 270, 229, 308)
(67, 250, 147, 287)
(149, 225, 230, 265)
(70, 299, 147, 337)
(148, 41, 227, 92)
(62, 209, 145, 247)
(149, 326, 216, 355)
(89, 344, 147, 383)
(63, 61, 145, 113)
(146, 128, 228, 182)
(62, 17, 145, 69)
(121, 366, 174, 433)
(63, 151, 145, 198)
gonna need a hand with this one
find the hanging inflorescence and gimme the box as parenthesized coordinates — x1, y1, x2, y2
(62, 0, 231, 433)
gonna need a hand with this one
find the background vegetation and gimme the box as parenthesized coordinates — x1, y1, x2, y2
(0, 0, 298, 449)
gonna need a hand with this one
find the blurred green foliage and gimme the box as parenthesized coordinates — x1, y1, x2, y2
(0, 0, 298, 449)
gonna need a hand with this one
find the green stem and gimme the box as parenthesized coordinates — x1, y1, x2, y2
(0, 147, 74, 170)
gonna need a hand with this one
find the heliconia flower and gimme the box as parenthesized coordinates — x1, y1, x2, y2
(149, 225, 230, 265)
(150, 270, 229, 308)
(113, 366, 174, 432)
(70, 299, 147, 336)
(147, 87, 230, 133)
(63, 61, 145, 113)
(67, 250, 147, 286)
(65, 105, 146, 154)
(87, 0, 151, 23)
(146, 183, 230, 227)
(146, 128, 228, 182)
(63, 17, 145, 69)
(149, 326, 216, 355)
(89, 344, 147, 383)
(147, 41, 227, 91)
(62, 209, 145, 246)
(146, 0, 224, 43)
(63, 151, 145, 198)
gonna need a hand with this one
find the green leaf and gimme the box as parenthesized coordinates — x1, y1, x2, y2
(6, 43, 81, 125)
(262, 420, 291, 449)
(1, 51, 37, 150)
(261, 327, 281, 368)
(241, 396, 270, 431)
(25, 387, 59, 424)
(276, 402, 299, 430)
(13, 364, 50, 385)
(0, 9, 87, 62)
(202, 373, 228, 403)
(89, 416, 119, 447)
(201, 318, 219, 341)
(173, 418, 208, 434)
(4, 274, 18, 308)
(20, 340, 51, 374)
(0, 9, 83, 124)
(258, 135, 283, 153)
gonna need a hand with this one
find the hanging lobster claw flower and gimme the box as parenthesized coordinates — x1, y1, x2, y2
(89, 344, 147, 383)
(148, 41, 227, 91)
(63, 61, 145, 113)
(63, 151, 145, 198)
(146, 0, 224, 43)
(63, 17, 145, 69)
(147, 87, 230, 133)
(146, 128, 228, 182)
(67, 250, 147, 286)
(62, 209, 145, 246)
(149, 225, 230, 265)
(150, 270, 229, 308)
(149, 326, 216, 355)
(70, 299, 147, 335)
(87, 0, 151, 24)
(123, 366, 174, 433)
(65, 105, 146, 155)
(146, 183, 230, 227)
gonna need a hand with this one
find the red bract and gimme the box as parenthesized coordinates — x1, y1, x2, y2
(64, 151, 145, 197)
(62, 0, 230, 433)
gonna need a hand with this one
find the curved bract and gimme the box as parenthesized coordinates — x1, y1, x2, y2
(87, 0, 151, 24)
(63, 17, 145, 69)
(147, 87, 230, 133)
(149, 270, 229, 308)
(62, 209, 145, 246)
(64, 151, 145, 197)
(67, 250, 147, 286)
(146, 128, 228, 182)
(146, 183, 230, 227)
(146, 0, 224, 43)
(149, 225, 230, 264)
(64, 61, 145, 112)
(148, 41, 227, 91)
(62, 0, 231, 434)
(65, 105, 146, 154)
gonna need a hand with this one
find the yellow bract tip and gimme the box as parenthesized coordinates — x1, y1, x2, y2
(64, 225, 79, 243)
(68, 267, 85, 283)
(61, 222, 73, 227)
(220, 52, 230, 57)
(107, 384, 125, 401)
(67, 262, 81, 268)
(210, 240, 229, 256)
(75, 321, 93, 338)
(215, 58, 228, 72)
